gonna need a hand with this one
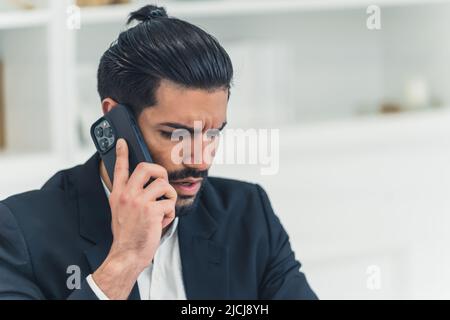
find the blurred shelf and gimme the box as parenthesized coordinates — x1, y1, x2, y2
(2, 108, 450, 198)
(0, 9, 50, 30)
(0, 151, 73, 199)
(0, 0, 445, 29)
(0, 151, 60, 168)
(280, 107, 450, 153)
(79, 0, 450, 25)
(2, 107, 449, 165)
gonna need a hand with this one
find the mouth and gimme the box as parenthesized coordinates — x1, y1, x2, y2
(170, 178, 203, 197)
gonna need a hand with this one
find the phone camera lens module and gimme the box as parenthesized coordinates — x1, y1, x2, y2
(99, 138, 109, 150)
(94, 127, 103, 138)
(104, 127, 113, 138)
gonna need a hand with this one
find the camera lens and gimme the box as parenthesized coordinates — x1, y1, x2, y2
(94, 126, 103, 138)
(104, 127, 113, 138)
(99, 138, 109, 150)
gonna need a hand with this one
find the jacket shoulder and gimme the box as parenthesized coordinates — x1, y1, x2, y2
(204, 177, 270, 216)
(206, 176, 260, 202)
(0, 163, 84, 222)
(207, 176, 257, 193)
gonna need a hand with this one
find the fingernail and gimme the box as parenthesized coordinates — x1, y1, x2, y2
(116, 139, 123, 150)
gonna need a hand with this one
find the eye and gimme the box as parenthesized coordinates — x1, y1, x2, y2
(206, 129, 221, 140)
(159, 131, 173, 139)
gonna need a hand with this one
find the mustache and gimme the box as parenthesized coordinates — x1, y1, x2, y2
(168, 168, 208, 181)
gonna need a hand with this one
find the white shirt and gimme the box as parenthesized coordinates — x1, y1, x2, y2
(86, 177, 187, 300)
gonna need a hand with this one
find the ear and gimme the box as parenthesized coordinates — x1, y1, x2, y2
(101, 98, 118, 115)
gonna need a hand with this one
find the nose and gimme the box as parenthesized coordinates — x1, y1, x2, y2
(182, 133, 215, 171)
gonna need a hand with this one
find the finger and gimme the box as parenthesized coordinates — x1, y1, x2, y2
(162, 214, 175, 230)
(112, 138, 129, 191)
(154, 199, 176, 228)
(142, 178, 177, 202)
(127, 162, 169, 191)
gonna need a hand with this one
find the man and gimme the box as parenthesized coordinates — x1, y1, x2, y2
(0, 5, 317, 300)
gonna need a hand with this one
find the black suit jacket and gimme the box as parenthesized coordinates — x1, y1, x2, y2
(0, 153, 317, 300)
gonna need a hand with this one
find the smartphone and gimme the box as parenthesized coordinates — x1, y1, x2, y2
(90, 104, 153, 184)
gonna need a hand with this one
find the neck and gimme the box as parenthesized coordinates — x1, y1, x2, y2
(99, 160, 113, 192)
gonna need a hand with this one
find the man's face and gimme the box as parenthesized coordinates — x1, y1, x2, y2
(137, 80, 228, 209)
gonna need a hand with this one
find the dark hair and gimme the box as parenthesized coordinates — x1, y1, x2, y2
(97, 4, 233, 117)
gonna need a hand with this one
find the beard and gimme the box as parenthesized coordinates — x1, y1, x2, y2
(168, 168, 208, 217)
(174, 178, 207, 217)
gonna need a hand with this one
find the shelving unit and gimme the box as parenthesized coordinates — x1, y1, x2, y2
(78, 0, 450, 23)
(0, 9, 50, 29)
(0, 0, 448, 190)
(0, 0, 448, 186)
(0, 0, 446, 166)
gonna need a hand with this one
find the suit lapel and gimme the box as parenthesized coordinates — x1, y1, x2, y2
(178, 181, 230, 300)
(72, 153, 140, 300)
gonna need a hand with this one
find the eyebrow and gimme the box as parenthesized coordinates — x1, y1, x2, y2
(160, 121, 227, 134)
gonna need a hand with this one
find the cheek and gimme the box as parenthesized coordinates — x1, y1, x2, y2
(146, 137, 181, 170)
(148, 142, 170, 164)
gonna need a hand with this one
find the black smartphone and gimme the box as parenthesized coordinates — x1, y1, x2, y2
(90, 104, 153, 184)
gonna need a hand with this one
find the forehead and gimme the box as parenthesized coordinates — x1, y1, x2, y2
(141, 79, 228, 125)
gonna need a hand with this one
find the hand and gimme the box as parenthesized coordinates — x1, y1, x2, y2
(92, 138, 177, 299)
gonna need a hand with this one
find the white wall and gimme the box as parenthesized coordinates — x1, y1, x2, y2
(211, 110, 450, 299)
(382, 4, 450, 108)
